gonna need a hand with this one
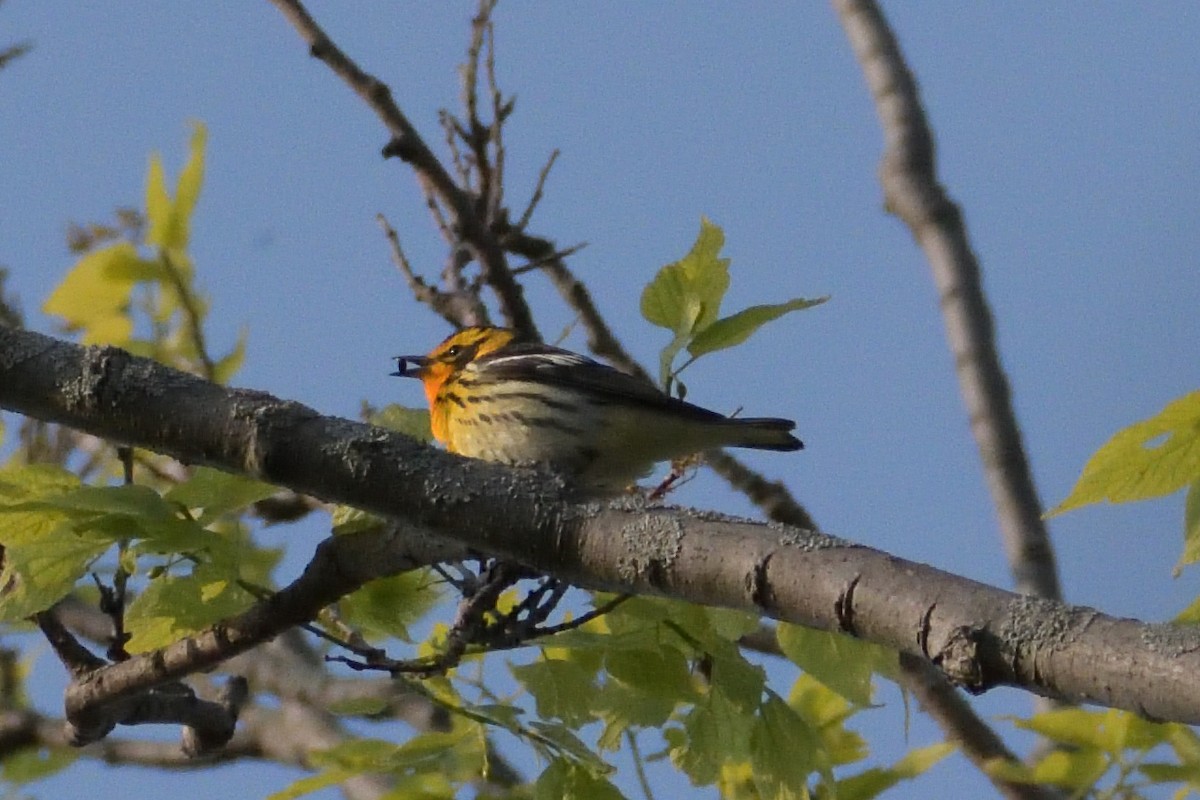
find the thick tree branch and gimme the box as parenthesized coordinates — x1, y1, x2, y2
(833, 0, 1061, 604)
(2, 327, 1199, 733)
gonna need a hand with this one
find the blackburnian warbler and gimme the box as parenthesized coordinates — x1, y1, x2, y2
(393, 327, 802, 491)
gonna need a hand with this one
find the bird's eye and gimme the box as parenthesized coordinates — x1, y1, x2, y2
(445, 345, 463, 358)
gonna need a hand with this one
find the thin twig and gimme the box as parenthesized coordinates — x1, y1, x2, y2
(34, 610, 106, 679)
(627, 729, 657, 800)
(158, 252, 216, 381)
(483, 12, 507, 225)
(899, 654, 1064, 800)
(500, 230, 647, 376)
(440, 109, 472, 190)
(704, 450, 817, 530)
(510, 241, 586, 277)
(516, 149, 560, 231)
(268, 0, 538, 340)
(527, 593, 630, 640)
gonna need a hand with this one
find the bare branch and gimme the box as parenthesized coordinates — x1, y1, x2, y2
(501, 231, 648, 378)
(704, 450, 817, 530)
(267, 0, 538, 340)
(516, 148, 560, 232)
(377, 213, 488, 327)
(833, 0, 1061, 603)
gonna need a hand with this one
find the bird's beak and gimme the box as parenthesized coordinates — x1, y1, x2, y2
(391, 355, 430, 378)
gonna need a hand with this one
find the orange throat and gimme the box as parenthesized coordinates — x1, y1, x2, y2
(421, 367, 453, 444)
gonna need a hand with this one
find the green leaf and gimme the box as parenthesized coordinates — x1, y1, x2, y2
(605, 645, 695, 701)
(688, 296, 828, 358)
(267, 768, 358, 800)
(528, 720, 611, 775)
(1168, 724, 1200, 766)
(749, 692, 820, 798)
(369, 403, 434, 443)
(211, 327, 248, 385)
(789, 674, 868, 767)
(836, 743, 955, 800)
(1029, 749, 1109, 790)
(145, 122, 206, 251)
(534, 759, 627, 800)
(511, 658, 598, 728)
(145, 153, 171, 249)
(597, 646, 694, 749)
(1050, 390, 1200, 515)
(330, 505, 387, 537)
(26, 483, 175, 520)
(164, 467, 278, 526)
(0, 747, 78, 784)
(123, 565, 254, 652)
(338, 570, 442, 643)
(42, 242, 156, 345)
(776, 623, 894, 706)
(1173, 595, 1200, 623)
(1137, 762, 1200, 784)
(0, 523, 109, 620)
(669, 688, 753, 785)
(312, 729, 483, 782)
(1011, 708, 1122, 752)
(0, 465, 81, 545)
(640, 218, 729, 335)
(8, 483, 235, 567)
(173, 121, 207, 247)
(707, 641, 766, 712)
(325, 696, 390, 717)
(1178, 478, 1200, 574)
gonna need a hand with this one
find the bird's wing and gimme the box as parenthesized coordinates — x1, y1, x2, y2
(469, 342, 726, 422)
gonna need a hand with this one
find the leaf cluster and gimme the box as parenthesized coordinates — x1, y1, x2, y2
(640, 218, 826, 396)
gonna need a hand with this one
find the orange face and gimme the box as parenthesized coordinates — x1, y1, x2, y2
(393, 327, 518, 442)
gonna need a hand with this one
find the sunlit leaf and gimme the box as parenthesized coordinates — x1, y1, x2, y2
(173, 121, 207, 249)
(145, 154, 171, 249)
(369, 403, 434, 443)
(777, 623, 894, 706)
(164, 466, 278, 525)
(1177, 479, 1200, 574)
(640, 217, 728, 335)
(42, 242, 155, 345)
(1050, 391, 1200, 516)
(1011, 708, 1118, 752)
(789, 674, 868, 767)
(1029, 749, 1109, 789)
(339, 570, 442, 643)
(145, 122, 207, 251)
(689, 296, 828, 358)
(124, 564, 255, 652)
(0, 522, 109, 620)
(267, 768, 357, 800)
(330, 505, 386, 537)
(211, 326, 248, 385)
(836, 743, 955, 800)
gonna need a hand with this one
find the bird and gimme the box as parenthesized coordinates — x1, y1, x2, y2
(393, 326, 802, 492)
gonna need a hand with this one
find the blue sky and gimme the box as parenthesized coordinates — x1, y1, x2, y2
(1, 2, 1198, 798)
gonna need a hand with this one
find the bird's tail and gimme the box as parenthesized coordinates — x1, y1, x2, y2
(711, 417, 803, 452)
